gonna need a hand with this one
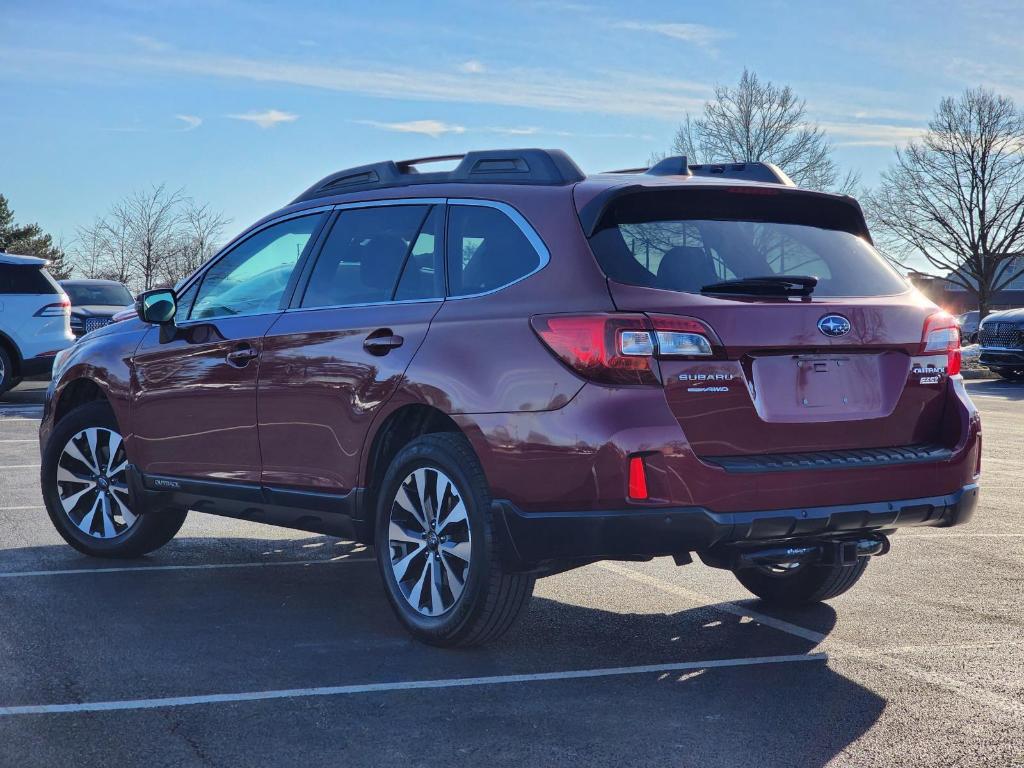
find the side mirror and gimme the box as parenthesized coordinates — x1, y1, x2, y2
(136, 289, 177, 324)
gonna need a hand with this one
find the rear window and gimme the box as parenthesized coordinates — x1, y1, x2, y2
(589, 190, 908, 298)
(61, 282, 133, 306)
(0, 264, 60, 295)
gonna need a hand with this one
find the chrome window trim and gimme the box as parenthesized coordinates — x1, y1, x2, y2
(177, 195, 550, 319)
(444, 198, 550, 300)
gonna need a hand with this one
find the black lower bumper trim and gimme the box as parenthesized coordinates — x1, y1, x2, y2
(493, 484, 979, 565)
(980, 349, 1024, 367)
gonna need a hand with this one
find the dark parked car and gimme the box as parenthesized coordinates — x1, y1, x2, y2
(39, 150, 981, 646)
(956, 310, 980, 344)
(59, 279, 134, 337)
(978, 308, 1024, 380)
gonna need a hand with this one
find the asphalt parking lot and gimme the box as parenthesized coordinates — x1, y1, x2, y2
(0, 379, 1021, 767)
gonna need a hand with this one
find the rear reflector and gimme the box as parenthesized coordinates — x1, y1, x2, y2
(921, 312, 962, 376)
(628, 456, 649, 500)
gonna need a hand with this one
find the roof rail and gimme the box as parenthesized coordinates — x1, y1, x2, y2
(292, 148, 586, 203)
(604, 156, 795, 186)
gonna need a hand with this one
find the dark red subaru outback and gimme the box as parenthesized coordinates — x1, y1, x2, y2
(40, 150, 980, 646)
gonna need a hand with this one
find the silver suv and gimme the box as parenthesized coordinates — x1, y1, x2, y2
(0, 252, 74, 395)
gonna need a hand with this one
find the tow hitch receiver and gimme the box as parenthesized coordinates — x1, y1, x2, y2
(704, 535, 890, 571)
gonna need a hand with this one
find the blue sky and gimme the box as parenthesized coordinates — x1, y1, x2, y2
(1, 0, 1021, 246)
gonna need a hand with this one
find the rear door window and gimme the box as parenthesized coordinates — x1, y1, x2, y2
(301, 204, 441, 308)
(446, 205, 541, 297)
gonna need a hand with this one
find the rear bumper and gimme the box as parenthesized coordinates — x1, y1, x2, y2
(493, 483, 979, 566)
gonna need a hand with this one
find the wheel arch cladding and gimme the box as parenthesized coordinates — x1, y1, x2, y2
(360, 404, 465, 541)
(54, 378, 109, 425)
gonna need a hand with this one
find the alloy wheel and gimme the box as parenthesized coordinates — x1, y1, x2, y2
(387, 467, 472, 617)
(56, 427, 136, 539)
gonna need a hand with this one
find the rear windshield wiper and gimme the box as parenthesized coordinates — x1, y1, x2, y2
(700, 275, 818, 297)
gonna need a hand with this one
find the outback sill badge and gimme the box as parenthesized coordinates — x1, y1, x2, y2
(817, 314, 851, 338)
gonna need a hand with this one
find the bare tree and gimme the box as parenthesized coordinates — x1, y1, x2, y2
(161, 201, 229, 286)
(866, 87, 1024, 319)
(671, 69, 858, 193)
(117, 185, 186, 291)
(69, 187, 229, 292)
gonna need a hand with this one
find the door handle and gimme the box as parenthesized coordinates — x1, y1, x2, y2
(363, 329, 404, 355)
(225, 344, 259, 367)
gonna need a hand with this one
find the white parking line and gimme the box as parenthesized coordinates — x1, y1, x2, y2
(0, 557, 376, 579)
(0, 652, 827, 716)
(601, 562, 1024, 717)
(0, 464, 40, 470)
(0, 505, 43, 511)
(0, 439, 36, 443)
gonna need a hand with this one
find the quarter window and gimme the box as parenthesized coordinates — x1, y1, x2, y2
(190, 214, 325, 320)
(301, 205, 441, 308)
(446, 205, 541, 297)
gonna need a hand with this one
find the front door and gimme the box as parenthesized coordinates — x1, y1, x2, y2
(258, 202, 445, 493)
(131, 212, 328, 483)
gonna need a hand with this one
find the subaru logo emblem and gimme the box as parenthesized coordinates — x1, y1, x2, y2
(817, 314, 851, 337)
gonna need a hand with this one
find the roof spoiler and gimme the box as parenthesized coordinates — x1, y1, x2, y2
(577, 183, 871, 240)
(606, 155, 795, 186)
(292, 148, 585, 203)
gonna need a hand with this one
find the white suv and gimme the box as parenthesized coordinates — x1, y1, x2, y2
(0, 252, 74, 395)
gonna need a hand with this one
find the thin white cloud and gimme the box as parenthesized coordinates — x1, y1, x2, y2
(174, 114, 202, 131)
(819, 121, 928, 147)
(356, 119, 466, 138)
(127, 34, 170, 52)
(459, 59, 485, 74)
(227, 109, 299, 129)
(612, 21, 729, 50)
(0, 46, 709, 120)
(356, 120, 652, 141)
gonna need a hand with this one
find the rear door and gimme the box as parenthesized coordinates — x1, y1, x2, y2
(257, 201, 445, 494)
(131, 211, 328, 482)
(588, 187, 952, 457)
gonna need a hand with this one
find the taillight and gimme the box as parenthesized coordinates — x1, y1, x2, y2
(531, 314, 658, 385)
(34, 296, 71, 317)
(530, 313, 720, 385)
(921, 312, 961, 376)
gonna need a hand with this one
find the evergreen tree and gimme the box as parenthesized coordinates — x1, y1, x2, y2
(0, 194, 72, 278)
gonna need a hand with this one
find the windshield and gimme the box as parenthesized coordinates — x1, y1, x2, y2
(589, 192, 909, 298)
(62, 282, 133, 306)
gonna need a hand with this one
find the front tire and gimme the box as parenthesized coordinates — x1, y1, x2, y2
(41, 400, 187, 558)
(374, 433, 534, 647)
(733, 558, 869, 605)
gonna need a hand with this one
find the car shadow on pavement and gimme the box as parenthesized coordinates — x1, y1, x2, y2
(968, 378, 1024, 399)
(0, 538, 885, 767)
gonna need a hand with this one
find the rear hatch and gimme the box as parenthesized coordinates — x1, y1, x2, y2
(584, 185, 959, 457)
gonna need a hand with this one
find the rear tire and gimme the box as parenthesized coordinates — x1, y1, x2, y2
(733, 557, 869, 605)
(0, 346, 13, 397)
(991, 367, 1024, 381)
(41, 400, 187, 558)
(374, 433, 535, 647)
